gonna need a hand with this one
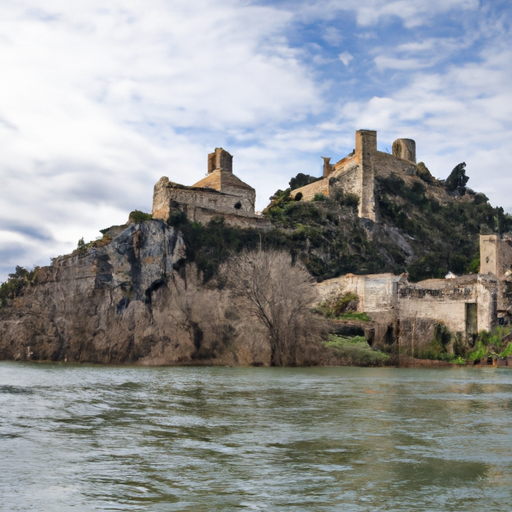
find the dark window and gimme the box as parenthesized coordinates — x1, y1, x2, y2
(234, 201, 242, 209)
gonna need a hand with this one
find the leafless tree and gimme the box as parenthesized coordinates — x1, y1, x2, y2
(220, 250, 325, 366)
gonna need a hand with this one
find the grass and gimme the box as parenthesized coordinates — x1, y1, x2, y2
(337, 312, 371, 322)
(325, 335, 389, 366)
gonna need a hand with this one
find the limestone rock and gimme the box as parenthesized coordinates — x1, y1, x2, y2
(0, 220, 198, 364)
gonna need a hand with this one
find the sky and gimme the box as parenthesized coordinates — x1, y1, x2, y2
(1, 0, 512, 281)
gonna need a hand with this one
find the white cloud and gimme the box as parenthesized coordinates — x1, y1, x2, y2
(323, 26, 343, 46)
(0, 0, 324, 279)
(1, 0, 512, 283)
(338, 51, 353, 66)
(288, 0, 479, 28)
(334, 41, 512, 210)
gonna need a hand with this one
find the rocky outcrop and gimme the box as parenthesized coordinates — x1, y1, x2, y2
(0, 220, 213, 364)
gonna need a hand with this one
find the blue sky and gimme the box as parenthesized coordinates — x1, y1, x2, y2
(1, 0, 512, 280)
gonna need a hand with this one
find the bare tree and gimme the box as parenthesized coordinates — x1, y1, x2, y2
(221, 250, 325, 366)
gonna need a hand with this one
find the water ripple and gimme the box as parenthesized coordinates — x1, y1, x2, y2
(1, 364, 512, 511)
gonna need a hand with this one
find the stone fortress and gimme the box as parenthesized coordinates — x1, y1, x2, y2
(152, 147, 270, 229)
(150, 130, 512, 352)
(301, 130, 512, 350)
(290, 129, 421, 222)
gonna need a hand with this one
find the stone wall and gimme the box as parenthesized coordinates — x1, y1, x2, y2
(316, 270, 498, 350)
(479, 234, 512, 319)
(152, 147, 265, 229)
(480, 234, 512, 278)
(152, 174, 268, 229)
(290, 129, 423, 223)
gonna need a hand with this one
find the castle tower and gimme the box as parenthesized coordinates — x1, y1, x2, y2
(207, 148, 233, 174)
(355, 130, 378, 222)
(392, 139, 416, 163)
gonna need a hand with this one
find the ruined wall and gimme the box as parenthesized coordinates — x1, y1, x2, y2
(372, 151, 417, 178)
(392, 138, 416, 163)
(317, 270, 498, 351)
(397, 275, 496, 352)
(479, 234, 512, 318)
(291, 130, 423, 222)
(208, 148, 233, 173)
(289, 177, 330, 201)
(328, 164, 361, 199)
(480, 234, 512, 277)
(180, 205, 271, 229)
(290, 130, 426, 222)
(397, 276, 476, 350)
(356, 130, 378, 221)
(152, 177, 259, 226)
(316, 273, 402, 347)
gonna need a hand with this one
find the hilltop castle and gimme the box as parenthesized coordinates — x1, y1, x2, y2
(290, 129, 420, 222)
(152, 147, 270, 229)
(151, 131, 427, 226)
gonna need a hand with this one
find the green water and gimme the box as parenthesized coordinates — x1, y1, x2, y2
(1, 363, 511, 511)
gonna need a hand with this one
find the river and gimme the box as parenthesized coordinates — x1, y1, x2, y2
(1, 363, 511, 511)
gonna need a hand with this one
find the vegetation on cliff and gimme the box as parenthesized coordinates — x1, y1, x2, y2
(261, 168, 512, 282)
(0, 266, 38, 308)
(325, 335, 389, 366)
(376, 172, 512, 281)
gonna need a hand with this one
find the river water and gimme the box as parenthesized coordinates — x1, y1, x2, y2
(1, 363, 512, 511)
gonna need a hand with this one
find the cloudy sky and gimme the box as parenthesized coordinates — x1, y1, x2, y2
(1, 0, 511, 280)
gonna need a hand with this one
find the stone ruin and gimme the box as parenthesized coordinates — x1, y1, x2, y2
(152, 148, 270, 229)
(291, 130, 420, 222)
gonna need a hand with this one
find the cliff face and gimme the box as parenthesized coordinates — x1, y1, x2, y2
(0, 220, 213, 364)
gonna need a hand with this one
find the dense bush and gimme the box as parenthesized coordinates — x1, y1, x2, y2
(0, 266, 38, 308)
(167, 214, 293, 282)
(289, 173, 320, 191)
(317, 291, 360, 318)
(129, 210, 152, 223)
(376, 173, 512, 282)
(325, 335, 389, 366)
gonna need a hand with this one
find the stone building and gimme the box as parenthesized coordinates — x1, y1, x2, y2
(290, 129, 419, 222)
(152, 148, 270, 229)
(317, 234, 512, 351)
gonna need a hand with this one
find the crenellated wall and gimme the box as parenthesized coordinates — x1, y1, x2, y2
(290, 129, 420, 223)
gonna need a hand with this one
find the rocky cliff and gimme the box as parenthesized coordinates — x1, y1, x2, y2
(0, 220, 211, 364)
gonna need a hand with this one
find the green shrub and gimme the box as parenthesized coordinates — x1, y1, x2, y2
(325, 335, 389, 366)
(167, 210, 188, 228)
(417, 323, 453, 360)
(446, 163, 469, 195)
(466, 256, 480, 274)
(289, 173, 319, 191)
(499, 343, 512, 358)
(129, 210, 152, 223)
(416, 162, 435, 184)
(318, 291, 359, 318)
(338, 312, 371, 322)
(0, 266, 38, 308)
(313, 193, 327, 202)
(468, 341, 488, 361)
(166, 215, 294, 282)
(76, 237, 94, 253)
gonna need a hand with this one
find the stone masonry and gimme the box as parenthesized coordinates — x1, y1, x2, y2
(291, 130, 419, 222)
(152, 148, 270, 229)
(316, 234, 511, 351)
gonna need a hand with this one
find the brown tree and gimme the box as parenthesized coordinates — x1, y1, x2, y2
(221, 250, 325, 366)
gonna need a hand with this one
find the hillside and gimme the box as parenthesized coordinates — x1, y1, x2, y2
(1, 155, 512, 367)
(262, 165, 511, 282)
